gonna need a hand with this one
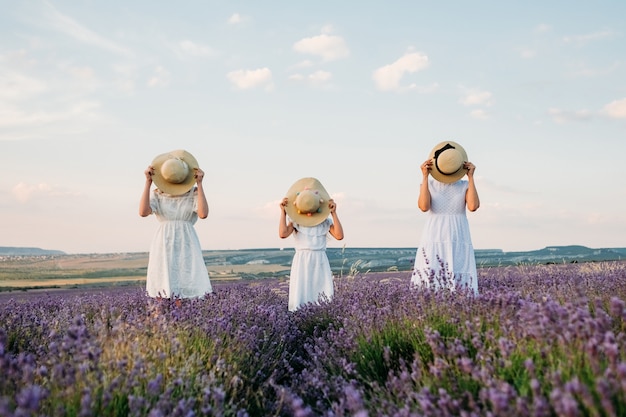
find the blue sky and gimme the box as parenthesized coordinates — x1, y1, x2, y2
(1, 0, 625, 254)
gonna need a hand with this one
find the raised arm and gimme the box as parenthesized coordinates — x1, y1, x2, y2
(139, 166, 154, 217)
(464, 162, 480, 212)
(194, 168, 209, 219)
(328, 199, 344, 240)
(278, 197, 295, 238)
(418, 159, 432, 212)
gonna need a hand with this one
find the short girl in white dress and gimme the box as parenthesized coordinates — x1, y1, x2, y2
(279, 178, 344, 311)
(139, 150, 213, 299)
(411, 141, 480, 294)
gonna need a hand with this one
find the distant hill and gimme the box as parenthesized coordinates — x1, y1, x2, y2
(2, 245, 625, 269)
(199, 245, 626, 273)
(476, 245, 626, 266)
(0, 247, 66, 256)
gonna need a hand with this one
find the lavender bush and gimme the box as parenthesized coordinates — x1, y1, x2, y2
(1, 261, 626, 416)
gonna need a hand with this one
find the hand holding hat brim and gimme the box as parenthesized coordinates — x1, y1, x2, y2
(151, 150, 200, 195)
(284, 177, 332, 227)
(428, 141, 468, 183)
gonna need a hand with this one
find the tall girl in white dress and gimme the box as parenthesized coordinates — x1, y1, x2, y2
(411, 141, 480, 294)
(279, 178, 344, 311)
(139, 150, 213, 299)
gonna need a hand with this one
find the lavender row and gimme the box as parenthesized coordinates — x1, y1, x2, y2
(2, 261, 626, 416)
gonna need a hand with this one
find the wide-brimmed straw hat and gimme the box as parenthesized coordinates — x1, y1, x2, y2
(284, 177, 331, 227)
(428, 141, 468, 183)
(151, 150, 199, 195)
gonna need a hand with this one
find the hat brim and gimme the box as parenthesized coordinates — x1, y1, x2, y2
(428, 141, 468, 183)
(284, 177, 332, 227)
(151, 150, 199, 195)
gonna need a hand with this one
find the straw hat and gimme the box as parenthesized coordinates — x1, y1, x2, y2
(284, 177, 331, 227)
(428, 141, 468, 183)
(151, 150, 199, 195)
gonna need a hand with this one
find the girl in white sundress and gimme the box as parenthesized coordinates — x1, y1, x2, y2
(279, 177, 344, 311)
(139, 150, 213, 300)
(411, 141, 480, 294)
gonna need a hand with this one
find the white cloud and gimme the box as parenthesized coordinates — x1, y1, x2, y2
(569, 62, 619, 78)
(0, 52, 106, 138)
(178, 40, 215, 57)
(55, 63, 101, 94)
(603, 98, 626, 119)
(459, 88, 494, 106)
(0, 49, 37, 69)
(228, 13, 242, 24)
(289, 70, 332, 86)
(228, 13, 249, 25)
(320, 24, 334, 35)
(534, 24, 552, 34)
(562, 30, 617, 45)
(41, 1, 132, 56)
(408, 82, 439, 94)
(147, 66, 170, 87)
(0, 70, 47, 101)
(288, 60, 315, 71)
(227, 68, 273, 90)
(11, 182, 80, 203)
(548, 108, 593, 123)
(0, 100, 102, 130)
(293, 33, 349, 62)
(65, 65, 96, 81)
(309, 70, 332, 83)
(0, 104, 58, 129)
(470, 109, 489, 120)
(372, 51, 430, 92)
(520, 48, 536, 59)
(0, 100, 104, 133)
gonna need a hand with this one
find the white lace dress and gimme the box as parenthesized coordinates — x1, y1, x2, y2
(288, 217, 334, 311)
(411, 177, 478, 294)
(146, 188, 212, 298)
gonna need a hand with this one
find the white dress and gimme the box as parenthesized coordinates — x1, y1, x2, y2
(288, 217, 334, 311)
(411, 177, 478, 294)
(146, 188, 212, 298)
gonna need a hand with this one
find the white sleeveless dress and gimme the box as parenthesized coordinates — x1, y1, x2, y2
(146, 188, 212, 298)
(288, 217, 334, 311)
(411, 177, 478, 294)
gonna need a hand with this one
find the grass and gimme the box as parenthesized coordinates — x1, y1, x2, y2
(0, 252, 294, 291)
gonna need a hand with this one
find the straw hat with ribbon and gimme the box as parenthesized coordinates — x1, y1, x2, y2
(428, 141, 468, 183)
(151, 150, 199, 195)
(284, 177, 332, 227)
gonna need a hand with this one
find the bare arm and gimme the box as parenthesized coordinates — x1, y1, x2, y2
(464, 162, 480, 212)
(418, 159, 432, 212)
(194, 168, 209, 219)
(328, 199, 344, 240)
(278, 197, 295, 238)
(139, 166, 154, 217)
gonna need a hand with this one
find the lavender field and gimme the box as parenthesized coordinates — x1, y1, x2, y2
(2, 262, 626, 416)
